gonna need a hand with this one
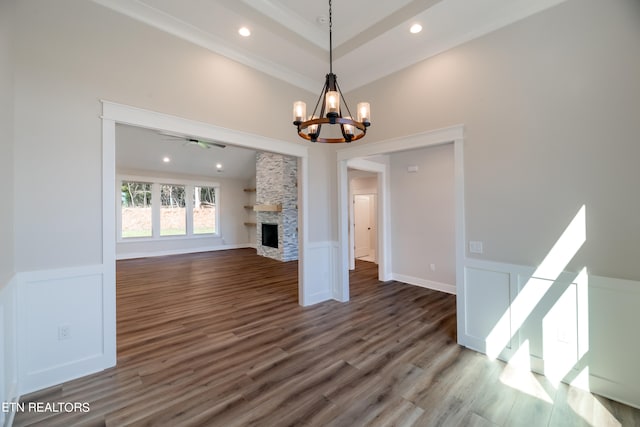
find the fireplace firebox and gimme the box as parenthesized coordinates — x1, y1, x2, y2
(261, 223, 278, 249)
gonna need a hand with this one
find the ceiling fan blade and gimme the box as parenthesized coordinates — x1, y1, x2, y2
(160, 132, 226, 149)
(204, 141, 226, 149)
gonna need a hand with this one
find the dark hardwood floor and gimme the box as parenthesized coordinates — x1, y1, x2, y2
(14, 249, 640, 426)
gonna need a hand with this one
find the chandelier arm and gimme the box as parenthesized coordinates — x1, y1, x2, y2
(310, 79, 327, 119)
(335, 80, 355, 120)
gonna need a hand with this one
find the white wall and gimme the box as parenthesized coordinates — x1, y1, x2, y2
(0, 1, 18, 424)
(389, 144, 455, 291)
(10, 0, 334, 395)
(347, 0, 640, 281)
(0, 0, 15, 287)
(346, 0, 640, 408)
(116, 170, 252, 259)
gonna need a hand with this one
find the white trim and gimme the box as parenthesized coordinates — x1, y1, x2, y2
(117, 174, 222, 242)
(1, 274, 18, 427)
(102, 101, 309, 158)
(337, 125, 464, 161)
(240, 0, 327, 49)
(589, 374, 640, 410)
(391, 273, 456, 295)
(16, 265, 111, 394)
(90, 0, 318, 92)
(303, 241, 338, 305)
(337, 125, 464, 306)
(459, 257, 640, 409)
(103, 101, 311, 310)
(344, 158, 389, 278)
(116, 243, 254, 260)
(102, 119, 117, 372)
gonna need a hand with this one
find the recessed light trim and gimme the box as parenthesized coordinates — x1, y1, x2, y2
(238, 27, 251, 37)
(410, 23, 423, 34)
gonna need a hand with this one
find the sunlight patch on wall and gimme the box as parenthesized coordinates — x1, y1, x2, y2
(486, 205, 586, 360)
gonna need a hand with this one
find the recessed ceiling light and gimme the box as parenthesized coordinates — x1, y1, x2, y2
(163, 157, 170, 163)
(216, 163, 223, 170)
(238, 27, 251, 37)
(410, 23, 423, 34)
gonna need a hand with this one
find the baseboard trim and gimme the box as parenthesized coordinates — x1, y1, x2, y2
(4, 382, 19, 427)
(391, 273, 456, 295)
(116, 243, 254, 260)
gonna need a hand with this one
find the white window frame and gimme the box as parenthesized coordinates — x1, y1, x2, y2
(117, 174, 220, 242)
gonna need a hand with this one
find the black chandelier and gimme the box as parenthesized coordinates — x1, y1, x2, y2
(292, 0, 371, 143)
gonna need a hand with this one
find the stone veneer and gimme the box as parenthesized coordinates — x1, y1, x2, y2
(255, 152, 298, 261)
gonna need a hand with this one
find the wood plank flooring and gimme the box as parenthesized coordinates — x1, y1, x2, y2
(14, 249, 640, 426)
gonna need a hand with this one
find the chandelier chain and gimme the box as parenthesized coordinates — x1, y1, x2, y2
(329, 0, 333, 75)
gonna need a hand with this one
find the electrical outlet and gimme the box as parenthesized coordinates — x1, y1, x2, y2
(58, 325, 71, 341)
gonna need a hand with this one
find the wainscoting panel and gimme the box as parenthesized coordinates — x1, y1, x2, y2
(589, 275, 640, 408)
(302, 242, 337, 306)
(0, 275, 18, 427)
(460, 258, 640, 409)
(462, 266, 512, 356)
(17, 265, 114, 395)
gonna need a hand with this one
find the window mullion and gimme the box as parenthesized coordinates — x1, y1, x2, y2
(186, 184, 194, 236)
(152, 183, 161, 238)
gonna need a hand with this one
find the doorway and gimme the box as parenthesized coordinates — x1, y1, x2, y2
(336, 125, 465, 304)
(354, 194, 376, 262)
(102, 101, 313, 369)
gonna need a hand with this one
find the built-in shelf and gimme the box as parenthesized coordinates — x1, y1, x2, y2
(253, 204, 282, 212)
(244, 222, 256, 226)
(243, 188, 256, 192)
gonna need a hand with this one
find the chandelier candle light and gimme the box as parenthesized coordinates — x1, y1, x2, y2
(292, 0, 371, 143)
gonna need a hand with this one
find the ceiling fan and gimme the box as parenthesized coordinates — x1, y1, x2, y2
(160, 132, 226, 149)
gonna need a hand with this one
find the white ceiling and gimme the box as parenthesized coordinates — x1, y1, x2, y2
(93, 0, 567, 93)
(107, 0, 567, 178)
(116, 124, 257, 180)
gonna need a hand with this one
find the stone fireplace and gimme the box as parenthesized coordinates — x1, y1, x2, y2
(255, 152, 298, 261)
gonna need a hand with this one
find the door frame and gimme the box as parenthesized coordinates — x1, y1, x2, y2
(336, 125, 465, 302)
(102, 101, 312, 363)
(353, 193, 377, 261)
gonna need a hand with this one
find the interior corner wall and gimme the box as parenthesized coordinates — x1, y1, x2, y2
(0, 0, 15, 287)
(0, 0, 18, 420)
(346, 0, 640, 408)
(347, 0, 640, 281)
(11, 0, 332, 394)
(13, 0, 316, 272)
(389, 144, 455, 290)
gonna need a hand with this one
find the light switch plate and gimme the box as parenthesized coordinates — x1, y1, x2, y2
(469, 241, 484, 254)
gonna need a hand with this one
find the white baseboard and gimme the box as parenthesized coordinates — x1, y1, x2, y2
(391, 273, 456, 295)
(3, 381, 19, 427)
(116, 243, 254, 260)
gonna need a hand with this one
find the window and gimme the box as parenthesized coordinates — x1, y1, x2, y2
(193, 186, 216, 234)
(160, 184, 186, 236)
(121, 181, 152, 238)
(118, 176, 219, 241)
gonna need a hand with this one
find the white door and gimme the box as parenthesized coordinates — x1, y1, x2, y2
(354, 194, 375, 259)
